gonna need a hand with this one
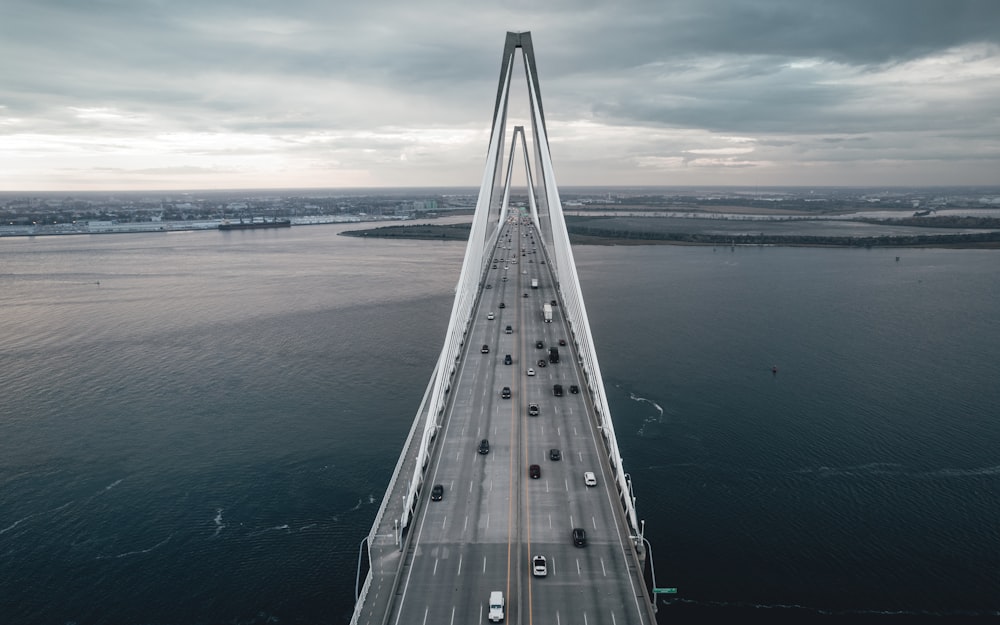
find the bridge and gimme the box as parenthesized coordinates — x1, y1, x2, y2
(352, 32, 657, 625)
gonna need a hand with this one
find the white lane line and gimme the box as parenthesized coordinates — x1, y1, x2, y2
(464, 515, 469, 532)
(442, 516, 447, 530)
(569, 514, 574, 528)
(600, 557, 607, 576)
(457, 554, 463, 576)
(573, 427, 578, 436)
(611, 612, 617, 625)
(486, 514, 490, 529)
(548, 514, 552, 529)
(422, 607, 429, 625)
(583, 612, 588, 625)
(490, 479, 494, 492)
(482, 556, 487, 573)
(450, 606, 456, 625)
(545, 480, 550, 493)
(556, 611, 561, 625)
(565, 478, 569, 492)
(578, 451, 584, 462)
(557, 427, 561, 436)
(433, 558, 439, 575)
(576, 559, 581, 575)
(592, 515, 597, 529)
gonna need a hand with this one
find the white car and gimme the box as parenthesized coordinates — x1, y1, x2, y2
(527, 368, 535, 376)
(532, 555, 547, 577)
(583, 471, 597, 487)
(487, 312, 495, 320)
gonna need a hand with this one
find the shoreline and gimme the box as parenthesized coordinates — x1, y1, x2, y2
(340, 222, 1000, 249)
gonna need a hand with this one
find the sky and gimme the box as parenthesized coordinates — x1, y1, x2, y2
(1, 0, 998, 191)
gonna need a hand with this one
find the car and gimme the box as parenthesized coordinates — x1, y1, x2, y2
(535, 340, 544, 349)
(528, 403, 539, 416)
(553, 384, 563, 397)
(572, 527, 586, 547)
(492, 265, 497, 269)
(523, 292, 528, 298)
(527, 368, 535, 376)
(499, 302, 505, 309)
(481, 344, 490, 354)
(559, 339, 567, 346)
(584, 471, 597, 487)
(537, 359, 547, 368)
(570, 384, 579, 394)
(479, 439, 490, 454)
(540, 260, 546, 264)
(502, 276, 508, 281)
(431, 484, 444, 501)
(551, 300, 557, 306)
(549, 448, 561, 461)
(501, 387, 511, 399)
(504, 354, 512, 365)
(505, 325, 513, 334)
(529, 464, 540, 479)
(485, 284, 492, 289)
(532, 555, 547, 577)
(487, 312, 495, 320)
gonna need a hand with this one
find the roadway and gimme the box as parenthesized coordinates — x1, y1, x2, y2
(386, 217, 652, 625)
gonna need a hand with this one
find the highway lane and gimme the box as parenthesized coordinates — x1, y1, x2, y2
(388, 218, 651, 625)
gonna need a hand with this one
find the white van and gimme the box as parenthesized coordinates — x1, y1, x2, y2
(488, 591, 504, 622)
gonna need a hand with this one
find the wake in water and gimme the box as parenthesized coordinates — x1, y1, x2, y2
(96, 533, 173, 560)
(0, 500, 74, 536)
(102, 478, 124, 492)
(628, 391, 666, 436)
(212, 508, 225, 538)
(247, 524, 291, 538)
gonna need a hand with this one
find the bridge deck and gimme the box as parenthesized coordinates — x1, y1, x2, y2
(353, 218, 653, 625)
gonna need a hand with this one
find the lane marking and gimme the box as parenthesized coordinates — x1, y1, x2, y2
(483, 555, 487, 573)
(576, 559, 581, 575)
(600, 557, 606, 577)
(422, 607, 428, 625)
(592, 515, 597, 529)
(464, 515, 469, 532)
(433, 558, 438, 575)
(450, 606, 456, 625)
(457, 554, 463, 576)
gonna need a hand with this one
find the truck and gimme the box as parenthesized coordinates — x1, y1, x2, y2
(488, 591, 505, 622)
(531, 278, 539, 289)
(542, 303, 552, 323)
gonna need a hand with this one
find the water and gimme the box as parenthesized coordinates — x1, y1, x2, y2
(1, 228, 998, 624)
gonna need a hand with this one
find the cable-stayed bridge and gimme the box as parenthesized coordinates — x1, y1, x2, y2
(352, 31, 656, 625)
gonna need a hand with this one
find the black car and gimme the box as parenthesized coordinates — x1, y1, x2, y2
(559, 339, 567, 346)
(528, 403, 539, 416)
(523, 293, 528, 298)
(485, 284, 492, 289)
(549, 448, 561, 461)
(572, 528, 586, 546)
(499, 302, 506, 309)
(481, 344, 489, 354)
(529, 464, 541, 479)
(478, 439, 490, 454)
(501, 387, 511, 399)
(431, 484, 444, 501)
(570, 384, 579, 394)
(535, 340, 544, 349)
(504, 354, 512, 365)
(537, 359, 547, 368)
(553, 384, 563, 397)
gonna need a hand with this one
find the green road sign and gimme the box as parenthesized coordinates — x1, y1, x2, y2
(653, 587, 678, 594)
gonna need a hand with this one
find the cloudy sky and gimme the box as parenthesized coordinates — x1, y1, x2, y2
(1, 0, 998, 191)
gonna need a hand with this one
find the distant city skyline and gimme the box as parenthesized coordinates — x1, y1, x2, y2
(2, 0, 999, 191)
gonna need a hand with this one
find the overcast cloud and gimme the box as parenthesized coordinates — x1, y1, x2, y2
(1, 0, 998, 190)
